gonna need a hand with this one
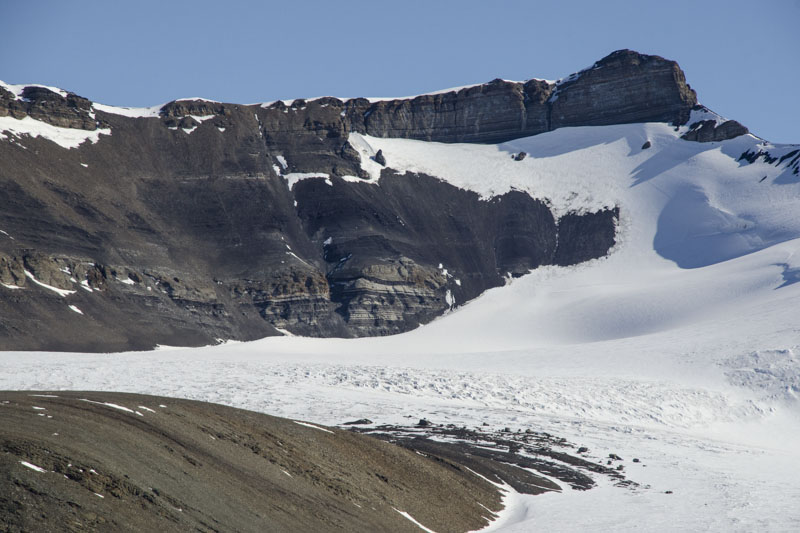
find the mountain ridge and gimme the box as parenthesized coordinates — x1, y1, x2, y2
(3, 49, 707, 146)
(0, 50, 763, 351)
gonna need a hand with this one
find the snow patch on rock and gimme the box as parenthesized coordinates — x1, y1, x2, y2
(0, 116, 110, 149)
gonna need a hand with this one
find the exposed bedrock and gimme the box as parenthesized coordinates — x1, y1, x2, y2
(681, 116, 749, 142)
(0, 85, 101, 130)
(0, 131, 617, 349)
(5, 49, 735, 155)
(353, 78, 554, 144)
(549, 49, 697, 129)
(350, 49, 698, 143)
(0, 51, 660, 350)
(257, 49, 698, 146)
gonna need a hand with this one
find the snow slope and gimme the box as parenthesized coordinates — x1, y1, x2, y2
(3, 121, 800, 531)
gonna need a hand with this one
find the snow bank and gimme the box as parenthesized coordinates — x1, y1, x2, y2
(92, 102, 163, 118)
(284, 172, 331, 189)
(0, 116, 110, 149)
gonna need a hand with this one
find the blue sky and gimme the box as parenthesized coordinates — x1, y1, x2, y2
(1, 0, 797, 142)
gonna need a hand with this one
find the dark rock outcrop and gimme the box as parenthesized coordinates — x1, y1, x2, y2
(681, 118, 749, 142)
(554, 208, 619, 266)
(0, 253, 24, 286)
(343, 418, 373, 425)
(350, 78, 553, 144)
(3, 49, 705, 146)
(160, 99, 229, 119)
(335, 50, 698, 144)
(1, 86, 100, 130)
(256, 97, 365, 177)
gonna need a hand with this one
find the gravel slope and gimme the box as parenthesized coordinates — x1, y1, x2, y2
(0, 391, 503, 532)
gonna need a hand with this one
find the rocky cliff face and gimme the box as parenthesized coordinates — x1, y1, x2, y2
(550, 49, 697, 129)
(273, 49, 698, 147)
(0, 50, 713, 351)
(349, 78, 552, 144)
(0, 85, 101, 130)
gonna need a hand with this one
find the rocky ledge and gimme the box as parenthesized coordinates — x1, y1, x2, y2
(681, 106, 749, 142)
(0, 85, 102, 131)
(235, 49, 701, 151)
(301, 49, 699, 145)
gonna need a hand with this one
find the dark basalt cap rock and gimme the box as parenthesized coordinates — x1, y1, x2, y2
(314, 96, 345, 106)
(358, 77, 549, 144)
(0, 85, 99, 130)
(374, 148, 386, 166)
(160, 99, 231, 119)
(551, 49, 698, 129)
(0, 87, 29, 120)
(347, 49, 700, 145)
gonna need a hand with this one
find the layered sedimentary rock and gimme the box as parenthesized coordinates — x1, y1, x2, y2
(0, 49, 708, 351)
(337, 50, 700, 144)
(0, 85, 100, 130)
(681, 117, 749, 142)
(550, 49, 697, 129)
(349, 78, 553, 144)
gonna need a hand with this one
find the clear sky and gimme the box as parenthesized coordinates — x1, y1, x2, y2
(1, 0, 797, 143)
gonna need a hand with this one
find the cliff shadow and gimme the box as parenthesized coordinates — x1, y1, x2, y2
(774, 167, 800, 185)
(498, 126, 636, 160)
(653, 185, 769, 268)
(630, 141, 716, 187)
(776, 263, 800, 289)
